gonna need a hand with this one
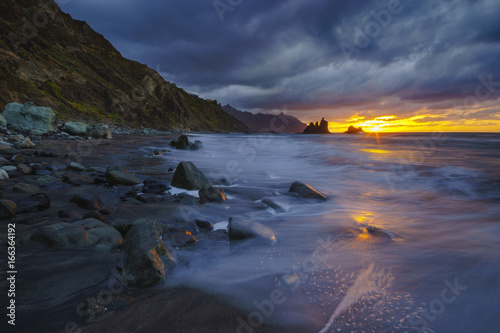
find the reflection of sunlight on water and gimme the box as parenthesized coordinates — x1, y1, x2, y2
(360, 148, 392, 154)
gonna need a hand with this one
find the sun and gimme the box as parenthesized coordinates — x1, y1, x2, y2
(371, 125, 381, 132)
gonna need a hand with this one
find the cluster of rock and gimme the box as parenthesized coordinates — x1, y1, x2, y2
(344, 125, 365, 134)
(170, 135, 203, 151)
(303, 117, 331, 134)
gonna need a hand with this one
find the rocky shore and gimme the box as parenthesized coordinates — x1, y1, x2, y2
(0, 103, 328, 333)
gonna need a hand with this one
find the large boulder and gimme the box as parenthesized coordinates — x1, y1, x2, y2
(171, 161, 212, 190)
(228, 217, 276, 245)
(175, 135, 191, 149)
(121, 220, 176, 287)
(289, 181, 327, 201)
(63, 122, 88, 136)
(30, 218, 122, 251)
(88, 124, 112, 139)
(106, 165, 141, 186)
(2, 102, 57, 133)
(0, 200, 17, 220)
(199, 187, 227, 203)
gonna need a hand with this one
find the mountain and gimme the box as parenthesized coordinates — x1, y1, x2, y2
(0, 0, 249, 132)
(222, 104, 306, 133)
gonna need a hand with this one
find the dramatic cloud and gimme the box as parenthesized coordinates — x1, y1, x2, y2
(60, 0, 500, 129)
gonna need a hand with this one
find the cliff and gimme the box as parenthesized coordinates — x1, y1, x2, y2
(0, 0, 249, 132)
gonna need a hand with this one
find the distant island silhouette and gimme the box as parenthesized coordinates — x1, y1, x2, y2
(303, 117, 330, 134)
(344, 125, 365, 134)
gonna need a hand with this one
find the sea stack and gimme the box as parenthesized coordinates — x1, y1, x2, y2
(303, 117, 330, 134)
(344, 126, 365, 134)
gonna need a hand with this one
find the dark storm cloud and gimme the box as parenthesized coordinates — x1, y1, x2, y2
(60, 0, 500, 119)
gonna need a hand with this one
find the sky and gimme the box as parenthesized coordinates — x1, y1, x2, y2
(59, 0, 500, 132)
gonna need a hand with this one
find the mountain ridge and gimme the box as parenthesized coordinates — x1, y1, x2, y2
(0, 0, 249, 132)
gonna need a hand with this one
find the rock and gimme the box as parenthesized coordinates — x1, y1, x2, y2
(0, 113, 6, 127)
(19, 136, 35, 148)
(14, 192, 51, 213)
(137, 193, 161, 203)
(98, 206, 115, 215)
(0, 157, 9, 166)
(168, 167, 174, 172)
(199, 187, 227, 203)
(63, 122, 89, 136)
(16, 164, 31, 175)
(173, 193, 199, 205)
(190, 140, 203, 151)
(171, 161, 212, 190)
(175, 135, 191, 149)
(40, 150, 58, 158)
(31, 218, 122, 251)
(2, 102, 57, 133)
(35, 175, 60, 186)
(88, 124, 112, 139)
(165, 228, 197, 247)
(111, 217, 153, 236)
(303, 117, 330, 134)
(62, 173, 95, 186)
(195, 219, 214, 232)
(68, 161, 86, 171)
(142, 179, 168, 194)
(106, 165, 141, 186)
(289, 181, 327, 201)
(83, 210, 106, 223)
(0, 142, 19, 155)
(262, 198, 286, 213)
(121, 220, 176, 287)
(1, 165, 16, 172)
(11, 153, 26, 163)
(86, 166, 106, 173)
(13, 183, 40, 194)
(344, 125, 365, 134)
(228, 217, 276, 245)
(0, 200, 17, 220)
(69, 193, 104, 210)
(0, 169, 9, 179)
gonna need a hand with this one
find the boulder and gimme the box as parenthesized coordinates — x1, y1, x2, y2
(62, 173, 95, 186)
(18, 136, 35, 148)
(228, 217, 276, 244)
(35, 175, 60, 186)
(0, 169, 9, 180)
(199, 187, 227, 203)
(1, 165, 16, 172)
(0, 142, 19, 155)
(0, 113, 6, 127)
(195, 219, 214, 232)
(0, 200, 17, 220)
(111, 217, 153, 236)
(13, 183, 40, 194)
(63, 122, 88, 136)
(137, 193, 161, 203)
(190, 140, 203, 151)
(11, 153, 26, 163)
(289, 181, 327, 201)
(2, 102, 57, 133)
(17, 164, 32, 175)
(121, 220, 176, 287)
(69, 193, 104, 210)
(175, 135, 191, 149)
(165, 228, 197, 247)
(68, 161, 86, 171)
(171, 161, 212, 190)
(142, 179, 168, 194)
(30, 218, 122, 251)
(83, 210, 106, 223)
(106, 165, 141, 186)
(88, 124, 112, 139)
(14, 193, 51, 213)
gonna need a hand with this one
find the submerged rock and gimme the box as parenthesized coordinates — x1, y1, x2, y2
(121, 220, 176, 287)
(289, 181, 327, 201)
(171, 161, 212, 190)
(190, 140, 203, 151)
(261, 198, 286, 213)
(2, 102, 57, 133)
(0, 200, 17, 220)
(195, 219, 214, 232)
(228, 217, 276, 245)
(199, 187, 227, 203)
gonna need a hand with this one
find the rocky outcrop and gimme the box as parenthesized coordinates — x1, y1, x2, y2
(345, 126, 365, 134)
(228, 217, 276, 244)
(223, 104, 307, 133)
(2, 102, 56, 133)
(303, 117, 330, 134)
(121, 220, 176, 287)
(0, 0, 249, 132)
(171, 161, 212, 190)
(289, 181, 327, 201)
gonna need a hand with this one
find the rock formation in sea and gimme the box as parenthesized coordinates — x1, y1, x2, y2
(303, 117, 331, 134)
(344, 125, 366, 134)
(222, 104, 307, 133)
(0, 0, 248, 132)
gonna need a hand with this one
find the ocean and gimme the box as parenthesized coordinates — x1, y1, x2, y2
(154, 132, 500, 333)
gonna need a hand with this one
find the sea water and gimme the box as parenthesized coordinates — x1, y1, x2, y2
(157, 133, 500, 333)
